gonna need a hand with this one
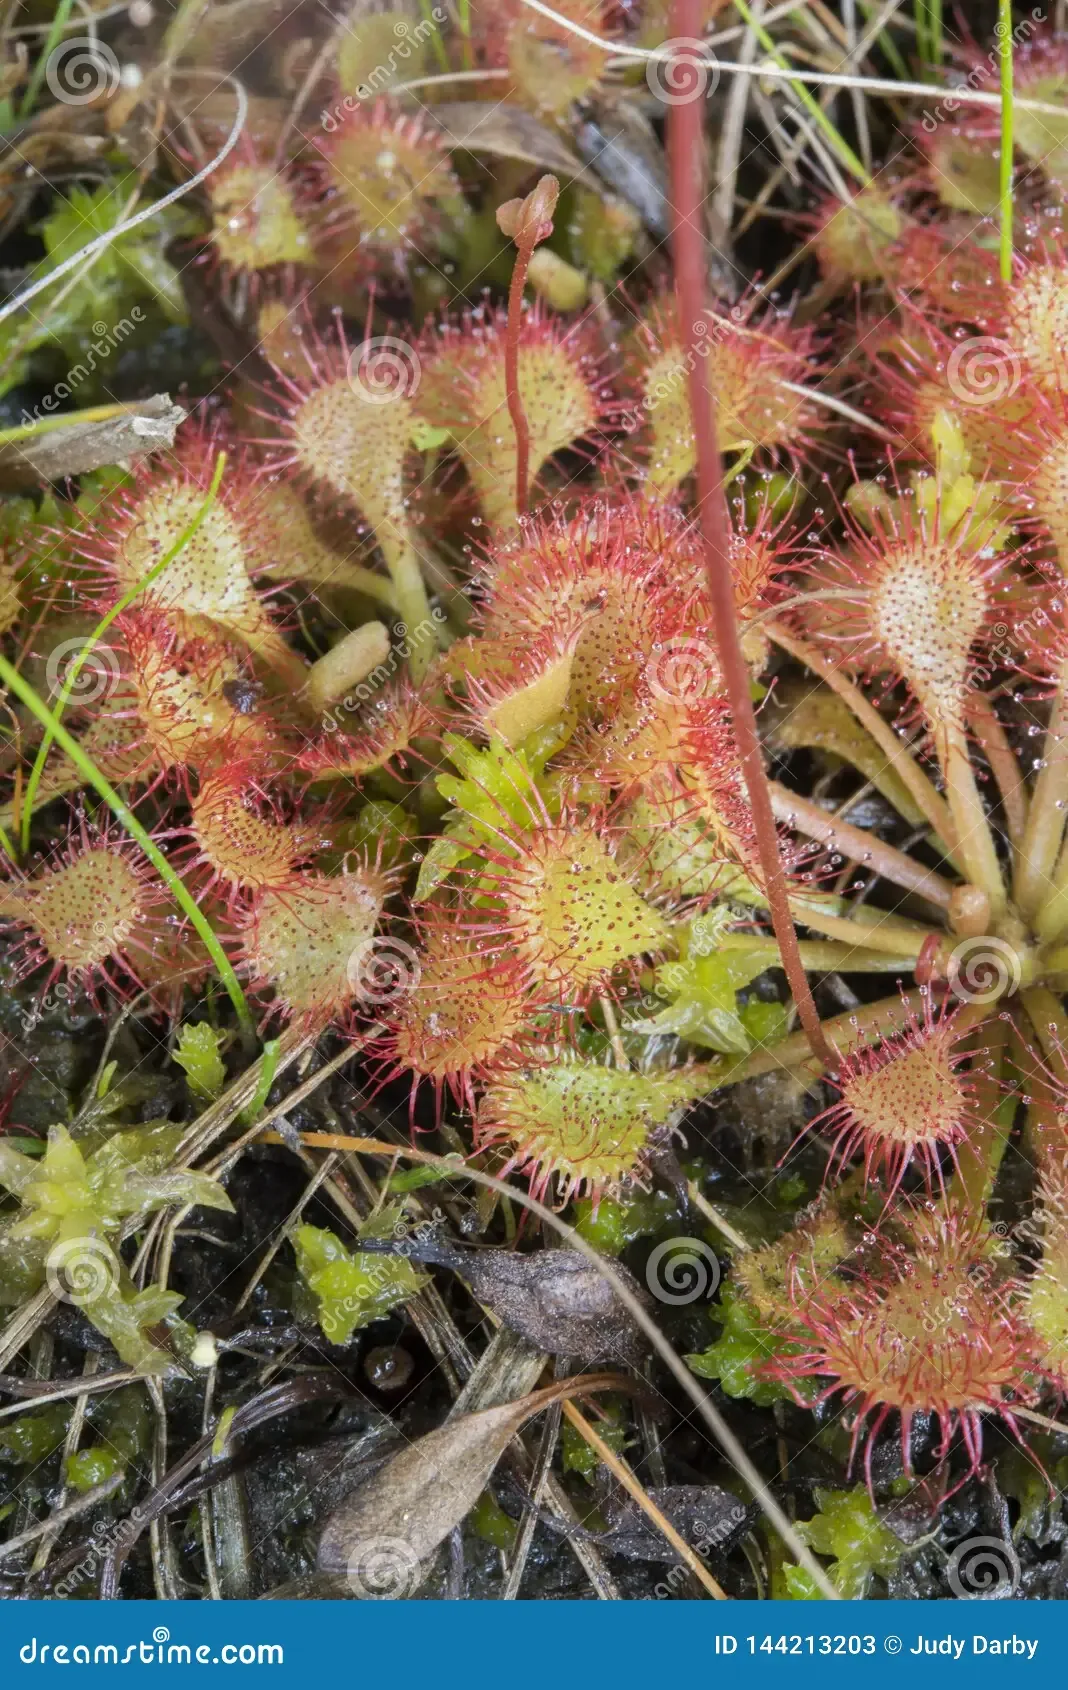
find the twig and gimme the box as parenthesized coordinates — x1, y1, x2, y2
(687, 1182, 752, 1253)
(561, 1401, 728, 1599)
(0, 1471, 123, 1562)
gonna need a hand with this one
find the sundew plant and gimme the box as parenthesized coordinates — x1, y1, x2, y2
(2, 0, 1068, 1605)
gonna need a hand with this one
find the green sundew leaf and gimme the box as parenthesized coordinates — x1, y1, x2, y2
(173, 1022, 228, 1104)
(784, 1487, 907, 1599)
(293, 1215, 428, 1345)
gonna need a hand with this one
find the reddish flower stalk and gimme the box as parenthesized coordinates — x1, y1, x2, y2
(496, 175, 559, 517)
(666, 1, 832, 1067)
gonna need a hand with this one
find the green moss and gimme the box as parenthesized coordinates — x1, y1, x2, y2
(173, 1023, 228, 1104)
(292, 1207, 427, 1345)
(572, 1187, 680, 1257)
(629, 915, 776, 1054)
(416, 732, 556, 900)
(0, 1123, 230, 1372)
(344, 801, 418, 871)
(561, 1399, 629, 1479)
(66, 1385, 149, 1492)
(784, 1486, 907, 1598)
(0, 178, 194, 397)
(686, 1284, 796, 1406)
(0, 1403, 70, 1465)
(469, 1490, 518, 1551)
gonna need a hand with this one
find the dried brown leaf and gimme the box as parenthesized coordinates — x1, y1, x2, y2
(317, 1373, 624, 1588)
(428, 103, 582, 174)
(357, 1236, 651, 1366)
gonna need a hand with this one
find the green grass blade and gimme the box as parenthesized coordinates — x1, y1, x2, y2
(735, 0, 872, 187)
(18, 0, 76, 118)
(0, 649, 254, 1035)
(20, 451, 228, 853)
